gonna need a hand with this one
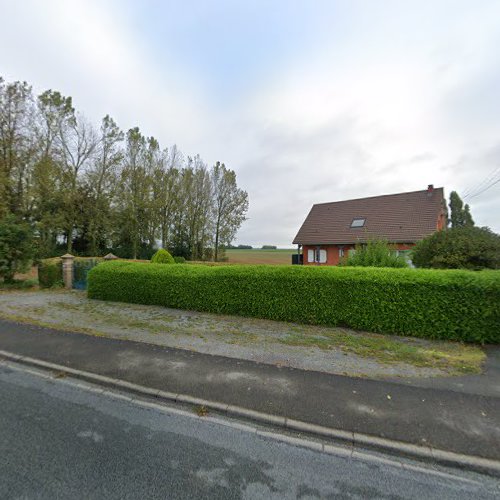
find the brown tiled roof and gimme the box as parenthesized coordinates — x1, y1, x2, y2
(293, 188, 445, 245)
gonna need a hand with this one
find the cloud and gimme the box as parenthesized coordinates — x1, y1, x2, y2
(228, 1, 500, 244)
(1, 0, 500, 246)
(0, 0, 208, 149)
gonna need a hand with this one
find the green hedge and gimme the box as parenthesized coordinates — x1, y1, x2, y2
(38, 258, 63, 288)
(87, 262, 500, 343)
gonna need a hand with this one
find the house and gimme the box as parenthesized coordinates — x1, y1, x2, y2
(292, 185, 446, 265)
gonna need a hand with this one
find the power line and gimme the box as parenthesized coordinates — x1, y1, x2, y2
(463, 165, 500, 198)
(463, 165, 500, 200)
(466, 176, 500, 199)
(462, 165, 500, 198)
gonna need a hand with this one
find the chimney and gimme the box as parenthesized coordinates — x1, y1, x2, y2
(427, 184, 434, 192)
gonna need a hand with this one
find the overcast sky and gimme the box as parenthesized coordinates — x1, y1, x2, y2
(1, 0, 499, 246)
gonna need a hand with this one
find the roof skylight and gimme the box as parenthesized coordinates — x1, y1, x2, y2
(350, 218, 366, 228)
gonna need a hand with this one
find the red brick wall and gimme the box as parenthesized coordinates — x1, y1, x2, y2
(303, 245, 354, 266)
(437, 210, 447, 231)
(394, 243, 414, 251)
(302, 243, 414, 266)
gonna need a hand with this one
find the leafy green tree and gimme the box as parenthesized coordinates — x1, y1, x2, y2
(463, 203, 474, 226)
(156, 145, 183, 250)
(341, 239, 408, 268)
(0, 76, 249, 261)
(30, 155, 65, 258)
(0, 79, 35, 218)
(169, 157, 213, 260)
(154, 163, 180, 250)
(187, 156, 213, 260)
(118, 127, 148, 259)
(412, 226, 500, 270)
(0, 215, 34, 282)
(211, 161, 249, 261)
(449, 191, 474, 228)
(142, 136, 164, 250)
(33, 89, 74, 257)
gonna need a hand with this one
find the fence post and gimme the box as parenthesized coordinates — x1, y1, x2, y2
(61, 254, 74, 289)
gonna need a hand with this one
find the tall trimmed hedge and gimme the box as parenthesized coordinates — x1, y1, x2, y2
(87, 262, 500, 343)
(38, 258, 63, 288)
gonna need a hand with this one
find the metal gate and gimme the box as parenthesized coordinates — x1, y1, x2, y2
(73, 259, 99, 290)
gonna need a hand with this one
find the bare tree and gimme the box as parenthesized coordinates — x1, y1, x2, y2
(58, 113, 98, 252)
(86, 115, 124, 255)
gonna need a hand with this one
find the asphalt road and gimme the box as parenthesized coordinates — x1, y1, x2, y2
(1, 319, 499, 460)
(0, 363, 498, 500)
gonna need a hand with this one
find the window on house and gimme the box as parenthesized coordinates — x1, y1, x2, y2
(350, 218, 366, 228)
(308, 248, 327, 263)
(339, 247, 344, 258)
(316, 249, 327, 263)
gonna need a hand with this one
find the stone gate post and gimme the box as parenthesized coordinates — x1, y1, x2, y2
(61, 254, 74, 289)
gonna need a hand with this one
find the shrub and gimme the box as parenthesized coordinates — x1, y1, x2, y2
(150, 249, 175, 264)
(0, 278, 38, 290)
(412, 226, 500, 270)
(88, 262, 500, 343)
(0, 215, 34, 282)
(38, 258, 63, 288)
(173, 256, 186, 264)
(342, 239, 408, 268)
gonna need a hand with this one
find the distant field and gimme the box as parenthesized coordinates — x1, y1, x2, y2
(225, 249, 296, 265)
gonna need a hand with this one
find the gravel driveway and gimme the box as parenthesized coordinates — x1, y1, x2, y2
(0, 290, 484, 378)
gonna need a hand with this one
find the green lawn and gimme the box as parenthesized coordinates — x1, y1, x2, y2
(225, 248, 296, 265)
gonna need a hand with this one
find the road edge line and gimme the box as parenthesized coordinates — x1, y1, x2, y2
(1, 348, 499, 477)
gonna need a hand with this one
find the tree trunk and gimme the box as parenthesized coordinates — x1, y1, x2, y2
(214, 217, 221, 262)
(66, 228, 73, 253)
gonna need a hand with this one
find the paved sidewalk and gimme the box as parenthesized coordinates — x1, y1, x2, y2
(0, 319, 499, 460)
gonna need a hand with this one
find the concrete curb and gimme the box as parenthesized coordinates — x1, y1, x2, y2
(1, 348, 499, 478)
